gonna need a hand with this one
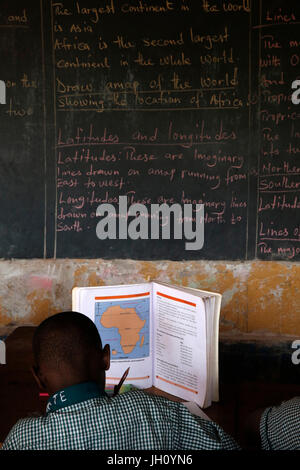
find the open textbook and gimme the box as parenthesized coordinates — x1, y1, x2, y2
(72, 282, 221, 408)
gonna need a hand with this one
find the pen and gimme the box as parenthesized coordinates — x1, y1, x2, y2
(113, 367, 130, 396)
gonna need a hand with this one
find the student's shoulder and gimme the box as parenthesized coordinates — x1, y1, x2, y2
(260, 396, 300, 450)
(1, 415, 45, 450)
(115, 390, 204, 425)
(118, 389, 176, 402)
(9, 414, 45, 433)
(261, 396, 300, 422)
(113, 389, 183, 410)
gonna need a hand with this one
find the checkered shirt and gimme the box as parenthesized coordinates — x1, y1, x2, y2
(2, 390, 240, 450)
(260, 397, 300, 450)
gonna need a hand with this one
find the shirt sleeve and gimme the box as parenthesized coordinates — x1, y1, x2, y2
(260, 397, 300, 450)
(176, 403, 241, 450)
(1, 424, 20, 450)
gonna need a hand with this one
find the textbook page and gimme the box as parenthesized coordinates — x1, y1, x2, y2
(182, 286, 221, 402)
(159, 283, 221, 403)
(203, 296, 215, 408)
(72, 284, 153, 389)
(152, 283, 207, 407)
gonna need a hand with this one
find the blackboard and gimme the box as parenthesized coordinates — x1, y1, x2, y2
(0, 0, 299, 260)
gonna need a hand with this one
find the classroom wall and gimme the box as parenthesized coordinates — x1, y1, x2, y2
(0, 259, 299, 339)
(0, 2, 299, 383)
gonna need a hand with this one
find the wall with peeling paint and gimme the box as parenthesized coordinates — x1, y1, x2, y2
(0, 259, 299, 340)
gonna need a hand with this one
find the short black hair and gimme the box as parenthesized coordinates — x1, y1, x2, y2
(32, 311, 102, 371)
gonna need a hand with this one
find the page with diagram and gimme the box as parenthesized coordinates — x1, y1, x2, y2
(72, 283, 153, 389)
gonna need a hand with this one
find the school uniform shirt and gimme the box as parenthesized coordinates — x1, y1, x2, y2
(260, 397, 300, 450)
(1, 382, 240, 450)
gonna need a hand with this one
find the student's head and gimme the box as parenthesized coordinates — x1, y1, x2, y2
(32, 311, 110, 395)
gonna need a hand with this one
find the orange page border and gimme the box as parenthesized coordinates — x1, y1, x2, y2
(95, 292, 150, 300)
(107, 375, 150, 381)
(157, 291, 196, 307)
(156, 375, 198, 394)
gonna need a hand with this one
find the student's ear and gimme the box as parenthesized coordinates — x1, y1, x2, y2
(31, 365, 47, 391)
(102, 344, 110, 371)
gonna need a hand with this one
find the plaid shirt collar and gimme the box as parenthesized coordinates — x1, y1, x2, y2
(46, 381, 107, 414)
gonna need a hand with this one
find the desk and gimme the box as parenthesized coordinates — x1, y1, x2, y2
(1, 327, 299, 449)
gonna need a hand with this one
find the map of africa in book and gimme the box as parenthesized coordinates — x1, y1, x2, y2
(72, 282, 221, 408)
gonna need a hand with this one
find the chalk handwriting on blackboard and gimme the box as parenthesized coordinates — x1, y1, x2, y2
(0, 0, 299, 260)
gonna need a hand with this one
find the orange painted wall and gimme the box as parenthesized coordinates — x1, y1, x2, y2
(0, 259, 299, 338)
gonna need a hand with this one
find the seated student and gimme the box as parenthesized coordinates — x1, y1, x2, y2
(246, 398, 300, 450)
(1, 311, 240, 450)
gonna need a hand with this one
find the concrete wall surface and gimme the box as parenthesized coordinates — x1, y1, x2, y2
(0, 259, 298, 340)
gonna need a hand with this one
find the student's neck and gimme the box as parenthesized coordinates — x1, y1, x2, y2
(47, 374, 93, 396)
